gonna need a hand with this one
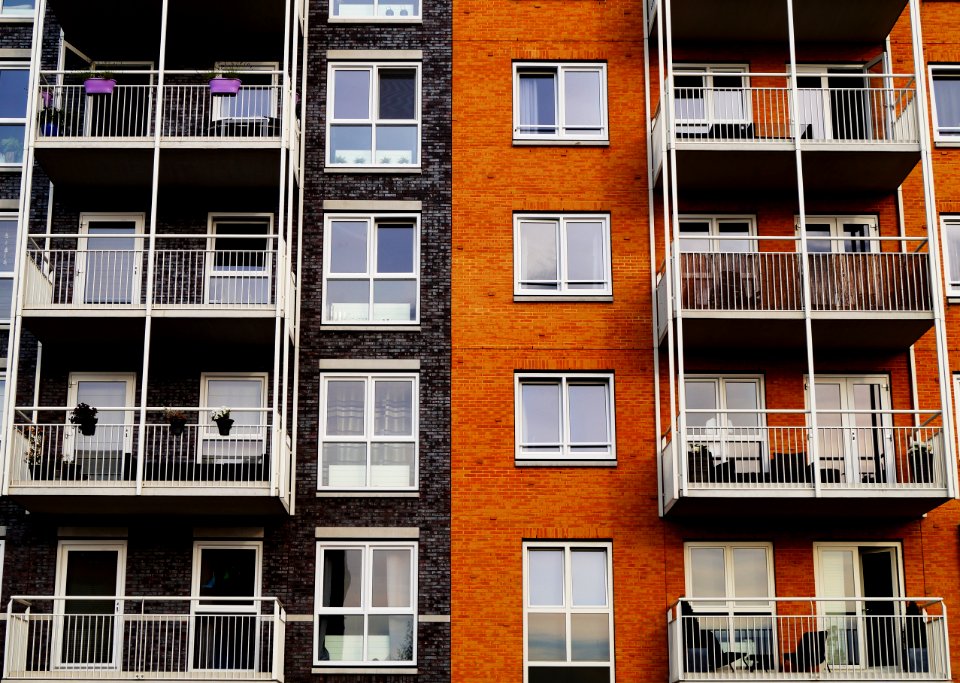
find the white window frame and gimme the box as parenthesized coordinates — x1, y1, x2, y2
(941, 216, 960, 296)
(199, 373, 268, 464)
(328, 0, 421, 22)
(0, 0, 35, 16)
(512, 62, 609, 142)
(322, 213, 421, 324)
(0, 62, 29, 167)
(522, 541, 614, 683)
(678, 215, 757, 253)
(0, 212, 17, 322)
(65, 372, 137, 464)
(205, 213, 275, 306)
(673, 64, 750, 129)
(513, 213, 612, 297)
(683, 375, 766, 470)
(76, 213, 145, 307)
(514, 373, 616, 462)
(326, 62, 422, 169)
(318, 372, 419, 491)
(799, 215, 879, 254)
(314, 540, 418, 666)
(212, 62, 279, 122)
(684, 542, 775, 611)
(929, 65, 960, 143)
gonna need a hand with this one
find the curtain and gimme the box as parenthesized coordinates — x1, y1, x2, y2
(374, 380, 412, 436)
(326, 381, 365, 435)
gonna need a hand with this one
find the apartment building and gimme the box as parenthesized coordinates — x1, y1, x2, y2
(0, 0, 451, 681)
(453, 0, 960, 682)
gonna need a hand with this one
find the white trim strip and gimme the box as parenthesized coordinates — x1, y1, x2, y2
(315, 526, 420, 539)
(318, 358, 421, 370)
(323, 200, 422, 211)
(326, 49, 422, 60)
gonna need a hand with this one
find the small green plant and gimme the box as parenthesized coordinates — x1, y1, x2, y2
(211, 406, 231, 421)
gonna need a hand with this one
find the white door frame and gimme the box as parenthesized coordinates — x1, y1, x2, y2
(76, 213, 145, 306)
(792, 64, 870, 141)
(65, 372, 137, 465)
(204, 214, 274, 307)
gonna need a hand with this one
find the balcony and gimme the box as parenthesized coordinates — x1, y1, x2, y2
(656, 238, 934, 349)
(650, 74, 920, 192)
(34, 71, 288, 187)
(6, 408, 292, 515)
(660, 409, 950, 518)
(667, 597, 949, 682)
(4, 596, 285, 682)
(647, 0, 908, 43)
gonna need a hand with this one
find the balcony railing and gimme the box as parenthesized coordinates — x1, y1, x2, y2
(8, 408, 284, 490)
(655, 73, 919, 146)
(667, 597, 949, 681)
(662, 409, 946, 491)
(36, 71, 285, 143)
(4, 596, 285, 681)
(666, 237, 931, 315)
(22, 235, 279, 311)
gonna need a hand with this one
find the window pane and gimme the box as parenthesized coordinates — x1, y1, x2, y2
(732, 548, 769, 599)
(330, 221, 368, 273)
(0, 219, 16, 272)
(0, 125, 24, 164)
(527, 613, 566, 661)
(935, 76, 960, 133)
(563, 71, 602, 129)
(207, 379, 261, 427)
(674, 74, 706, 120)
(374, 380, 413, 436)
(326, 280, 370, 321)
(717, 221, 751, 253)
(371, 549, 411, 608)
(0, 70, 28, 118)
(375, 125, 417, 164)
(0, 279, 12, 320)
(373, 280, 417, 321)
(325, 381, 365, 436)
(370, 443, 415, 487)
(368, 615, 414, 661)
(333, 0, 374, 17)
(322, 443, 367, 487)
(518, 73, 557, 133)
(519, 221, 559, 288)
(376, 223, 414, 273)
(1, 0, 34, 13)
(571, 613, 610, 661)
(529, 549, 564, 606)
(378, 70, 416, 120)
(378, 0, 418, 16)
(198, 548, 257, 598)
(567, 383, 609, 445)
(322, 549, 363, 608)
(317, 614, 364, 661)
(806, 224, 832, 253)
(679, 221, 710, 253)
(571, 549, 607, 606)
(521, 383, 561, 445)
(690, 547, 726, 597)
(724, 381, 759, 428)
(330, 125, 372, 165)
(333, 70, 371, 119)
(566, 221, 605, 286)
(948, 227, 960, 285)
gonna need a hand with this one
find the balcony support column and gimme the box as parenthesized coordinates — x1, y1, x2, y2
(786, 0, 821, 496)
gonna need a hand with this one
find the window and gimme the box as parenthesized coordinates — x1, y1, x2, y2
(200, 374, 267, 463)
(931, 66, 960, 141)
(327, 63, 420, 167)
(678, 216, 755, 253)
(674, 66, 749, 135)
(513, 63, 608, 142)
(0, 66, 29, 167)
(315, 541, 417, 665)
(794, 66, 871, 141)
(684, 376, 764, 478)
(514, 214, 611, 297)
(802, 215, 878, 254)
(0, 0, 34, 15)
(213, 62, 278, 122)
(0, 214, 17, 320)
(319, 373, 418, 490)
(330, 0, 420, 20)
(323, 214, 419, 323)
(207, 214, 273, 306)
(942, 217, 960, 295)
(515, 373, 615, 462)
(523, 542, 614, 683)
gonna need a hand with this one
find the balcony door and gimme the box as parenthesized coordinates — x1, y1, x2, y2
(85, 62, 154, 138)
(678, 217, 756, 310)
(794, 66, 870, 141)
(673, 66, 749, 137)
(205, 215, 272, 306)
(54, 542, 126, 670)
(807, 375, 891, 484)
(76, 214, 144, 306)
(66, 373, 136, 480)
(815, 544, 902, 672)
(199, 374, 267, 464)
(803, 216, 878, 254)
(684, 376, 764, 478)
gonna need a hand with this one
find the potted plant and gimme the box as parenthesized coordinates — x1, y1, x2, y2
(212, 406, 233, 436)
(70, 402, 98, 436)
(82, 71, 117, 95)
(207, 66, 243, 96)
(908, 443, 934, 484)
(22, 425, 45, 478)
(163, 408, 189, 437)
(37, 104, 65, 137)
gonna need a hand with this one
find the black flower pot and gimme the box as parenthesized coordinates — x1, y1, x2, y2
(215, 417, 234, 436)
(169, 418, 187, 437)
(78, 417, 98, 436)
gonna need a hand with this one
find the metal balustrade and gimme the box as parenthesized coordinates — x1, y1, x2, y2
(667, 597, 949, 681)
(9, 408, 277, 490)
(4, 597, 285, 681)
(664, 409, 945, 491)
(153, 247, 276, 308)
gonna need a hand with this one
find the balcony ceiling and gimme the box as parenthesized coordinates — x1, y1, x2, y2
(663, 491, 950, 519)
(49, 0, 163, 61)
(8, 491, 290, 516)
(659, 0, 906, 43)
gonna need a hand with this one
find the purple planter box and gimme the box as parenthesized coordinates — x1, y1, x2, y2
(209, 77, 242, 96)
(83, 78, 116, 95)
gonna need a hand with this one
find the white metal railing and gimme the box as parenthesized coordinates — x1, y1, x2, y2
(667, 597, 949, 682)
(4, 596, 285, 681)
(666, 237, 932, 314)
(153, 247, 277, 308)
(666, 409, 945, 490)
(9, 408, 277, 489)
(35, 71, 284, 142)
(22, 245, 145, 308)
(658, 73, 920, 146)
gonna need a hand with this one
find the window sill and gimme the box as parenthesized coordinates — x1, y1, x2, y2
(935, 140, 960, 148)
(513, 139, 609, 147)
(317, 491, 420, 498)
(321, 324, 421, 331)
(947, 296, 960, 305)
(516, 460, 617, 467)
(0, 16, 33, 22)
(0, 165, 23, 173)
(324, 166, 422, 174)
(313, 668, 418, 675)
(514, 294, 612, 303)
(328, 16, 422, 23)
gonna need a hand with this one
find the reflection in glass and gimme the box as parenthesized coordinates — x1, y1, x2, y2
(528, 613, 566, 661)
(571, 613, 610, 661)
(521, 383, 561, 449)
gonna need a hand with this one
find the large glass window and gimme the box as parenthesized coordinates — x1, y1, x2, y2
(0, 66, 28, 166)
(944, 218, 960, 295)
(0, 215, 17, 321)
(931, 66, 960, 141)
(315, 541, 417, 665)
(323, 214, 419, 323)
(200, 374, 267, 463)
(514, 63, 608, 142)
(330, 0, 420, 20)
(319, 373, 418, 490)
(684, 376, 764, 479)
(515, 373, 615, 462)
(327, 64, 420, 167)
(515, 214, 611, 297)
(0, 0, 34, 15)
(524, 542, 614, 683)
